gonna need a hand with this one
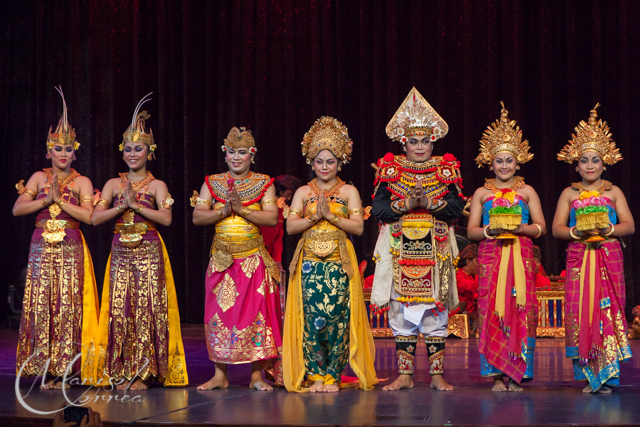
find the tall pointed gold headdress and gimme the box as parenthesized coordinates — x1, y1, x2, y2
(557, 103, 622, 165)
(120, 93, 156, 160)
(386, 87, 448, 144)
(221, 127, 256, 153)
(475, 102, 533, 167)
(301, 116, 353, 165)
(46, 86, 80, 151)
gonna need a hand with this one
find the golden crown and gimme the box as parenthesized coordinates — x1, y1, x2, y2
(386, 87, 448, 144)
(475, 102, 533, 167)
(120, 93, 156, 157)
(301, 116, 353, 165)
(557, 103, 622, 165)
(222, 127, 256, 152)
(46, 86, 80, 151)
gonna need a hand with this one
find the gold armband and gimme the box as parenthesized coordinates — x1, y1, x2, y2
(262, 198, 277, 206)
(160, 193, 174, 209)
(348, 208, 363, 216)
(23, 189, 37, 199)
(190, 190, 211, 208)
(289, 208, 302, 217)
(80, 195, 93, 203)
(96, 199, 110, 208)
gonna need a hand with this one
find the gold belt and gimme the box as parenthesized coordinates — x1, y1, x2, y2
(209, 234, 281, 283)
(115, 221, 156, 248)
(290, 227, 354, 279)
(304, 229, 342, 258)
(36, 219, 79, 245)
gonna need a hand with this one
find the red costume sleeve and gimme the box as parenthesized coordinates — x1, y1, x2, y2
(456, 269, 478, 293)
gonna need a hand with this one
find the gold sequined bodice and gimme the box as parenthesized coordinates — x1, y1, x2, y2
(213, 202, 263, 257)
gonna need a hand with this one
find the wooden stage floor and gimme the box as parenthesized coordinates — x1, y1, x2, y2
(2, 325, 639, 426)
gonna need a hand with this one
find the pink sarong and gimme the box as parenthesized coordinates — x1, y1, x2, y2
(478, 236, 537, 383)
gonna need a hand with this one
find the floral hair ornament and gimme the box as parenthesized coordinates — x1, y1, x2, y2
(475, 102, 533, 167)
(301, 116, 353, 166)
(557, 103, 622, 165)
(221, 127, 256, 154)
(120, 92, 156, 160)
(385, 87, 449, 145)
(46, 86, 80, 151)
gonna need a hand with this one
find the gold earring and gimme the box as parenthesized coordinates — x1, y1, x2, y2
(46, 153, 51, 159)
(338, 165, 342, 171)
(575, 167, 579, 172)
(251, 157, 255, 164)
(516, 165, 520, 170)
(603, 167, 607, 171)
(147, 154, 153, 161)
(489, 166, 493, 171)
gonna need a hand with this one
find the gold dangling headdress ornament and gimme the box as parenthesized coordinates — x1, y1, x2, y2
(120, 92, 156, 160)
(475, 102, 533, 167)
(301, 116, 353, 165)
(221, 127, 256, 154)
(46, 86, 80, 151)
(557, 103, 622, 165)
(385, 87, 448, 144)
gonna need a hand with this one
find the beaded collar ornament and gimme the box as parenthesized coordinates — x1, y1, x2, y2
(385, 87, 448, 144)
(46, 86, 80, 151)
(475, 102, 533, 167)
(301, 116, 353, 165)
(120, 92, 156, 160)
(557, 103, 622, 165)
(221, 127, 256, 154)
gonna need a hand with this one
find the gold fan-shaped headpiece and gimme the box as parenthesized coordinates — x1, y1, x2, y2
(221, 127, 256, 153)
(46, 86, 80, 151)
(301, 116, 353, 165)
(557, 103, 622, 165)
(385, 87, 448, 144)
(120, 93, 156, 159)
(475, 102, 533, 167)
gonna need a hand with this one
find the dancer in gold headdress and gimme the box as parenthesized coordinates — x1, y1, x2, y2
(13, 87, 99, 389)
(552, 104, 633, 393)
(467, 103, 545, 391)
(193, 127, 282, 391)
(283, 116, 377, 393)
(93, 94, 188, 390)
(371, 88, 464, 392)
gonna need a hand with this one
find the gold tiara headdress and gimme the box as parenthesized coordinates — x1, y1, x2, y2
(557, 103, 622, 165)
(475, 102, 533, 167)
(120, 93, 156, 159)
(301, 116, 353, 165)
(385, 87, 448, 144)
(222, 127, 256, 153)
(46, 86, 80, 151)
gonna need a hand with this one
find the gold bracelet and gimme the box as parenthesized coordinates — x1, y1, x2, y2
(97, 199, 110, 208)
(216, 208, 224, 217)
(348, 208, 363, 216)
(569, 226, 580, 240)
(241, 207, 253, 217)
(532, 223, 542, 238)
(116, 205, 125, 213)
(23, 189, 37, 199)
(602, 223, 615, 237)
(330, 214, 342, 225)
(289, 208, 302, 217)
(57, 199, 66, 207)
(483, 225, 493, 240)
(306, 215, 316, 224)
(41, 198, 50, 207)
(135, 206, 144, 214)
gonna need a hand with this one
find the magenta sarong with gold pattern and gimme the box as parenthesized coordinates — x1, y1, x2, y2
(564, 240, 631, 391)
(478, 236, 537, 383)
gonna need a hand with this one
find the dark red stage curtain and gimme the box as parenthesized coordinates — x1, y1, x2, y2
(1, 0, 639, 322)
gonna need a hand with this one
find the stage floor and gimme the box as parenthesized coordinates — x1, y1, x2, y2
(2, 325, 639, 427)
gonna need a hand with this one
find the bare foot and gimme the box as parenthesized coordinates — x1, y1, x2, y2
(382, 374, 414, 391)
(507, 379, 523, 392)
(129, 378, 150, 390)
(116, 379, 130, 391)
(39, 379, 58, 390)
(492, 377, 508, 392)
(430, 375, 454, 391)
(249, 367, 273, 391)
(309, 380, 324, 393)
(582, 384, 612, 394)
(323, 383, 339, 393)
(197, 374, 229, 390)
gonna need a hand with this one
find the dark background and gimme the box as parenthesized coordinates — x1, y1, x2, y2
(1, 0, 639, 323)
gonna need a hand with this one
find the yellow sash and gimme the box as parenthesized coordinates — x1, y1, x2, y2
(79, 233, 100, 384)
(282, 239, 378, 392)
(94, 234, 188, 386)
(495, 238, 526, 318)
(578, 247, 597, 327)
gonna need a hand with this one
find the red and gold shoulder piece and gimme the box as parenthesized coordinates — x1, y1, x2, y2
(374, 152, 401, 184)
(435, 153, 463, 185)
(207, 172, 274, 206)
